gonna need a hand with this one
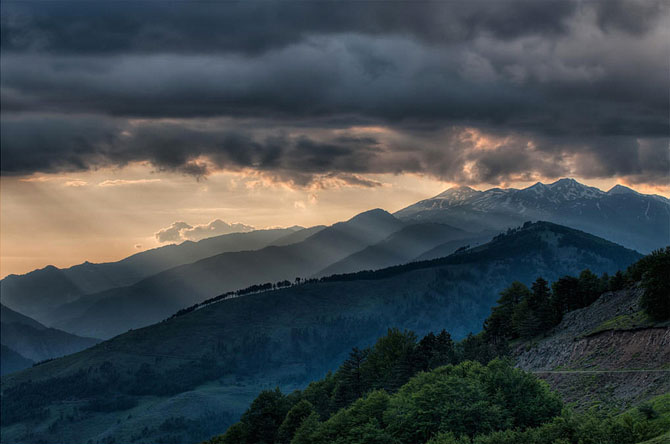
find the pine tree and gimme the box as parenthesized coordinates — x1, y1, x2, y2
(333, 347, 369, 409)
(277, 400, 315, 444)
(552, 276, 580, 313)
(414, 330, 455, 371)
(238, 387, 291, 444)
(599, 272, 610, 294)
(484, 281, 530, 340)
(640, 248, 670, 321)
(435, 330, 456, 366)
(577, 269, 601, 307)
(414, 332, 437, 372)
(362, 328, 418, 392)
(610, 270, 626, 291)
(290, 412, 320, 444)
(531, 277, 557, 332)
(513, 299, 541, 338)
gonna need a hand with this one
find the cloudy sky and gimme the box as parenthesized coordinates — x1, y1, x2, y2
(1, 0, 669, 277)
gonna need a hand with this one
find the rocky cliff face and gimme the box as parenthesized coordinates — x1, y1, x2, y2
(514, 287, 670, 410)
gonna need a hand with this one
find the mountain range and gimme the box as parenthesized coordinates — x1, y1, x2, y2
(0, 226, 315, 326)
(396, 178, 669, 254)
(0, 222, 642, 444)
(45, 209, 406, 338)
(314, 222, 484, 277)
(0, 304, 99, 375)
(0, 179, 667, 342)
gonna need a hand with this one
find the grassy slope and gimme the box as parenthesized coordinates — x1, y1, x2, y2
(629, 394, 670, 444)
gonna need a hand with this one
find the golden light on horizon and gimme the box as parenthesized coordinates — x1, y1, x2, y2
(2, 160, 667, 278)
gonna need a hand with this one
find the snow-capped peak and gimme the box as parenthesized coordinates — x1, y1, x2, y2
(545, 178, 604, 200)
(433, 186, 481, 205)
(526, 182, 549, 194)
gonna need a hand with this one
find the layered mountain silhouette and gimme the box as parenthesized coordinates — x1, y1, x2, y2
(314, 222, 485, 276)
(1, 179, 666, 342)
(396, 178, 669, 253)
(51, 209, 405, 338)
(0, 226, 309, 325)
(0, 345, 33, 376)
(0, 222, 642, 444)
(0, 304, 99, 375)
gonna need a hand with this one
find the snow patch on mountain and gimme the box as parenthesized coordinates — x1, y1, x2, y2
(394, 178, 670, 253)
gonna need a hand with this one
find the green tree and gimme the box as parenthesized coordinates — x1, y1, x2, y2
(301, 372, 337, 420)
(214, 422, 248, 444)
(484, 282, 530, 340)
(609, 270, 626, 291)
(552, 276, 580, 313)
(530, 277, 557, 332)
(384, 361, 531, 442)
(512, 299, 541, 339)
(577, 269, 601, 307)
(598, 272, 610, 294)
(277, 400, 314, 444)
(414, 330, 456, 372)
(427, 432, 472, 444)
(238, 387, 291, 444)
(333, 347, 369, 409)
(639, 247, 670, 321)
(457, 333, 499, 364)
(298, 390, 391, 444)
(434, 330, 456, 366)
(290, 412, 321, 444)
(362, 328, 418, 392)
(482, 359, 562, 429)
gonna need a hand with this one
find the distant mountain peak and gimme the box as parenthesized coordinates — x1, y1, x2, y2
(346, 208, 394, 222)
(546, 178, 603, 200)
(549, 177, 578, 186)
(607, 184, 638, 195)
(525, 181, 549, 193)
(394, 177, 668, 253)
(434, 186, 481, 204)
(437, 185, 477, 193)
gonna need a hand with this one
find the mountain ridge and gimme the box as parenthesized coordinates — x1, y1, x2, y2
(395, 178, 669, 253)
(313, 222, 477, 277)
(51, 209, 405, 338)
(0, 304, 99, 375)
(0, 227, 306, 326)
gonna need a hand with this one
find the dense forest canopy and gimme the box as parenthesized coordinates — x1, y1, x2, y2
(205, 248, 670, 444)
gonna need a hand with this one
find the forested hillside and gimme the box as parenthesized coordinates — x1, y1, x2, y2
(0, 222, 643, 444)
(206, 248, 670, 444)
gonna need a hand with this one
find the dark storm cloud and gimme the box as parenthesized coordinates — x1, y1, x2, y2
(1, 1, 580, 55)
(1, 0, 668, 187)
(2, 114, 667, 186)
(594, 0, 668, 35)
(0, 115, 385, 184)
(2, 31, 666, 134)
